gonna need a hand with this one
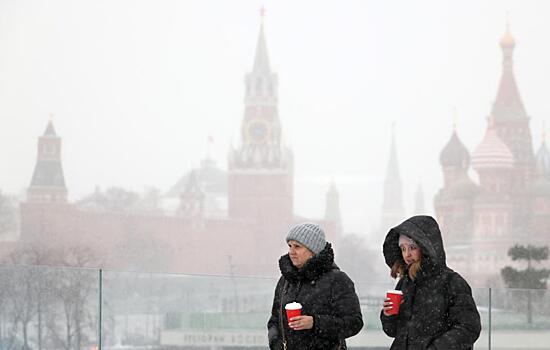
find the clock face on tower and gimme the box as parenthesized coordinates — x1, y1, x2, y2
(247, 120, 269, 143)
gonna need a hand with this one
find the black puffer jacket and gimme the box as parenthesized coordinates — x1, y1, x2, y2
(267, 243, 363, 350)
(380, 216, 481, 350)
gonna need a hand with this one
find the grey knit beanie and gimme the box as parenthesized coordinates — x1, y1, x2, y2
(286, 222, 326, 255)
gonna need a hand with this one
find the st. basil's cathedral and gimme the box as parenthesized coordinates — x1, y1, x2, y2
(381, 24, 550, 286)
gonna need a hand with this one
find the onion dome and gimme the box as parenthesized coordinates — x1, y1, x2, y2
(535, 141, 550, 178)
(440, 130, 470, 168)
(471, 126, 514, 170)
(492, 21, 527, 121)
(500, 28, 516, 48)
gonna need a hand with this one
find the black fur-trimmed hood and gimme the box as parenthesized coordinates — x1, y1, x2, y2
(278, 242, 337, 283)
(383, 215, 447, 272)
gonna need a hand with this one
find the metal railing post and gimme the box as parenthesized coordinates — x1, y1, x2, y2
(99, 269, 103, 350)
(488, 287, 492, 350)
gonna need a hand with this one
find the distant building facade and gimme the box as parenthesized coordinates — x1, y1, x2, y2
(435, 26, 550, 286)
(13, 18, 341, 277)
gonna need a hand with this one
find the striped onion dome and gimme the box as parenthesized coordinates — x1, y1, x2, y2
(440, 130, 470, 168)
(536, 141, 550, 178)
(471, 127, 514, 170)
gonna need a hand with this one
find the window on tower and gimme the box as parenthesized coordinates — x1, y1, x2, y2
(256, 78, 263, 96)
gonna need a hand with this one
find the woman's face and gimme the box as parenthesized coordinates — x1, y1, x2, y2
(288, 240, 314, 268)
(400, 241, 422, 266)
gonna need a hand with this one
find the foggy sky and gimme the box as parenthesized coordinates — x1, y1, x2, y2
(2, 0, 550, 236)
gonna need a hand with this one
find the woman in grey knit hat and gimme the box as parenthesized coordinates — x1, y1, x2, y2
(267, 222, 363, 350)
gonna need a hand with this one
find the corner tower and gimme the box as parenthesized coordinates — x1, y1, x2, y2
(27, 120, 68, 203)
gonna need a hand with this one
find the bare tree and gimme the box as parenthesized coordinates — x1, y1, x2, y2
(1, 245, 100, 350)
(15, 246, 59, 350)
(6, 266, 37, 350)
(336, 233, 379, 282)
(53, 246, 98, 350)
(0, 191, 17, 236)
(0, 267, 20, 350)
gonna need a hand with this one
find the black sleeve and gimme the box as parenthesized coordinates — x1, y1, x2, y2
(430, 273, 481, 349)
(380, 310, 398, 337)
(313, 271, 364, 340)
(267, 277, 285, 350)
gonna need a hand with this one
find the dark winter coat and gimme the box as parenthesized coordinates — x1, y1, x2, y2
(267, 243, 363, 350)
(380, 216, 481, 350)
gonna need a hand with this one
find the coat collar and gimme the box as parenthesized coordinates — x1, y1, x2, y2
(404, 258, 443, 283)
(278, 243, 336, 283)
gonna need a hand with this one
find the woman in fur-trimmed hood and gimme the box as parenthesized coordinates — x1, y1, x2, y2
(380, 215, 481, 350)
(267, 223, 363, 350)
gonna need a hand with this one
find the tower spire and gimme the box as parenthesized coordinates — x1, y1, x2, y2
(488, 19, 534, 194)
(253, 7, 271, 74)
(228, 11, 292, 221)
(385, 123, 401, 183)
(543, 121, 547, 145)
(381, 124, 405, 230)
(231, 11, 283, 168)
(325, 178, 343, 235)
(414, 183, 425, 215)
(491, 16, 526, 121)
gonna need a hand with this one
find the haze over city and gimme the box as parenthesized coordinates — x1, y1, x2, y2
(2, 0, 550, 238)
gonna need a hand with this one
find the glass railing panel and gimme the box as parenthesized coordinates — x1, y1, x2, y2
(0, 265, 99, 350)
(7, 265, 550, 349)
(101, 271, 277, 349)
(101, 274, 498, 349)
(100, 273, 394, 349)
(351, 280, 395, 348)
(472, 287, 491, 349)
(488, 288, 550, 349)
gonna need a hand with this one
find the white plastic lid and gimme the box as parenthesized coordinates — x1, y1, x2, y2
(386, 290, 403, 295)
(285, 302, 302, 310)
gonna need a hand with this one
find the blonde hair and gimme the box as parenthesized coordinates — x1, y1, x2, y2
(390, 259, 422, 280)
(390, 260, 404, 279)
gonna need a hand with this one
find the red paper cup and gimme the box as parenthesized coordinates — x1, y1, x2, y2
(386, 290, 403, 315)
(285, 302, 302, 321)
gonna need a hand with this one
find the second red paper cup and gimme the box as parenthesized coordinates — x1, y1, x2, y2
(386, 290, 403, 315)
